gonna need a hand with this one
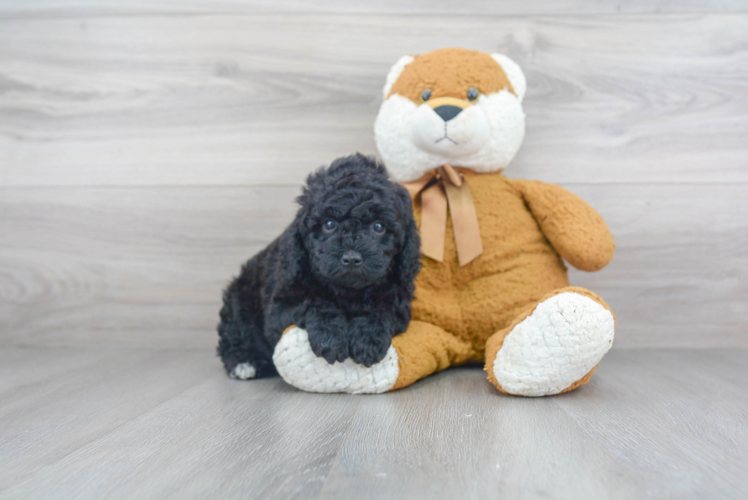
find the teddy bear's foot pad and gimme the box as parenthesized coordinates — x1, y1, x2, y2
(272, 327, 399, 394)
(493, 292, 615, 397)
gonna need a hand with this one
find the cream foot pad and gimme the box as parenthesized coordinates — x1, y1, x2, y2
(272, 326, 399, 394)
(493, 292, 615, 397)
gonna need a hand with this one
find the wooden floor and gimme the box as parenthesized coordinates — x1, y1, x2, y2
(0, 347, 746, 499)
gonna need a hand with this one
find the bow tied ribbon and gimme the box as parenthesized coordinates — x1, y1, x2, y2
(401, 164, 483, 266)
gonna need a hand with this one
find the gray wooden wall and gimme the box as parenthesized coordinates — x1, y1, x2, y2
(1, 1, 746, 349)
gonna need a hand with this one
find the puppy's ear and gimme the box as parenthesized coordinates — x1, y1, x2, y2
(279, 185, 316, 287)
(393, 185, 422, 287)
(278, 218, 308, 286)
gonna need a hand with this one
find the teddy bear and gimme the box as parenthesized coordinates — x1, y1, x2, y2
(271, 47, 616, 396)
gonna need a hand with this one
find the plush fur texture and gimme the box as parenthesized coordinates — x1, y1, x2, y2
(373, 48, 618, 395)
(217, 154, 421, 378)
(386, 172, 617, 393)
(374, 48, 526, 182)
(222, 48, 617, 397)
(269, 48, 615, 396)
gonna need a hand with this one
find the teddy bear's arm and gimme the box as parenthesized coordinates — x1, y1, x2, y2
(512, 179, 615, 272)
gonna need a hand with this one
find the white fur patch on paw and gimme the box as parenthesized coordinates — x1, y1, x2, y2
(493, 292, 615, 397)
(272, 327, 399, 394)
(230, 362, 256, 380)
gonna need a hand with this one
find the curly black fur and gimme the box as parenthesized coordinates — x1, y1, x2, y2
(217, 154, 421, 378)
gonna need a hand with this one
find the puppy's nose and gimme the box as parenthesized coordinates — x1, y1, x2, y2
(341, 250, 363, 267)
(433, 105, 463, 122)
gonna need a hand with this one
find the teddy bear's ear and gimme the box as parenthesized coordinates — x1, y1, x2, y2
(490, 54, 527, 102)
(382, 55, 415, 99)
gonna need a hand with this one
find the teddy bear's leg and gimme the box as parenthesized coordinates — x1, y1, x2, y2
(389, 320, 476, 391)
(272, 321, 475, 394)
(484, 286, 615, 397)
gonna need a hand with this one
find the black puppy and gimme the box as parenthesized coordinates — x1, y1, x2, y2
(217, 154, 421, 379)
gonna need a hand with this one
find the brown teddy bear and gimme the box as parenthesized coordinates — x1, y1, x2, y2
(272, 48, 616, 396)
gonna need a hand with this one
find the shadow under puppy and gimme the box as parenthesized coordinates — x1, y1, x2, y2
(218, 154, 421, 380)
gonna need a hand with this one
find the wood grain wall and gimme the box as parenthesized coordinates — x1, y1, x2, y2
(1, 1, 746, 349)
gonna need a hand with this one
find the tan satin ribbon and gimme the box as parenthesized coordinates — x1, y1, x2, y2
(401, 164, 483, 267)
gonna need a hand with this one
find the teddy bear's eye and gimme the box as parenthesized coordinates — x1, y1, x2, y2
(323, 219, 338, 232)
(467, 87, 480, 101)
(372, 221, 385, 234)
(421, 89, 432, 102)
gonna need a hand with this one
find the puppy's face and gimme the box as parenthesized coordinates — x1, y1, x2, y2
(374, 48, 527, 182)
(306, 198, 398, 289)
(298, 156, 413, 290)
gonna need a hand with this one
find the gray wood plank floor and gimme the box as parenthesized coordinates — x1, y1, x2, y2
(0, 348, 746, 499)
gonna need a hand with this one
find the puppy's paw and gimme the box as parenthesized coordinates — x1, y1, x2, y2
(349, 317, 393, 367)
(273, 326, 399, 394)
(229, 362, 256, 380)
(304, 316, 349, 364)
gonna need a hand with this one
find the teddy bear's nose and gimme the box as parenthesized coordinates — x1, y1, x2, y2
(433, 105, 463, 122)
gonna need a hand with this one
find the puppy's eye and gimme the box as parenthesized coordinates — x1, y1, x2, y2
(372, 221, 385, 234)
(420, 89, 432, 102)
(323, 219, 338, 232)
(467, 87, 479, 101)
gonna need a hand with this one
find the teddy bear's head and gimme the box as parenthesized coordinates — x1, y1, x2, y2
(374, 48, 526, 182)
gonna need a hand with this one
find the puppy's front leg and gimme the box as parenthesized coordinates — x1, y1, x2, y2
(349, 315, 394, 367)
(300, 307, 350, 364)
